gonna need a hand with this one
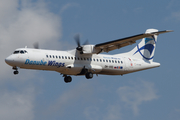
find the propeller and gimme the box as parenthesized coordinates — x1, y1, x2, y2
(74, 34, 82, 51)
(33, 42, 39, 49)
(83, 39, 89, 45)
(74, 34, 89, 53)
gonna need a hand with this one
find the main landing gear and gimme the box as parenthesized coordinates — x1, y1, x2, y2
(63, 75, 72, 83)
(13, 67, 19, 75)
(85, 72, 93, 79)
(63, 72, 93, 83)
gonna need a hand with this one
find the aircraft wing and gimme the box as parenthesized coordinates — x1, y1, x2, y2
(94, 30, 172, 53)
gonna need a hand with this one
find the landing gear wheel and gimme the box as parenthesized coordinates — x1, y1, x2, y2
(13, 71, 19, 75)
(64, 76, 72, 83)
(85, 72, 93, 79)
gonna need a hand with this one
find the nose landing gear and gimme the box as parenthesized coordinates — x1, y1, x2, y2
(13, 71, 19, 75)
(13, 67, 19, 75)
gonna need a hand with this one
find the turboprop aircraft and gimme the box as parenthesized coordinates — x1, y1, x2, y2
(5, 29, 172, 83)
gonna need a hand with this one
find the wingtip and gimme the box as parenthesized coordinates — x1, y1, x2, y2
(166, 30, 173, 32)
(150, 30, 174, 35)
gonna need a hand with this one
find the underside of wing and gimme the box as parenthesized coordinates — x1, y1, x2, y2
(94, 30, 172, 53)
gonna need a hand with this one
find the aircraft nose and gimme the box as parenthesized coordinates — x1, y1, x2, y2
(5, 56, 14, 66)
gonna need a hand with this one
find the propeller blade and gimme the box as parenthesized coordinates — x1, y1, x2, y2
(33, 42, 39, 49)
(83, 39, 89, 45)
(74, 34, 81, 47)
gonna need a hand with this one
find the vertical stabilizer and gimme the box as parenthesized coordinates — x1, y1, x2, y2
(127, 29, 158, 62)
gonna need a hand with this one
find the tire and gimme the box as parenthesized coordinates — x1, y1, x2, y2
(13, 71, 19, 75)
(64, 76, 72, 83)
(85, 72, 93, 79)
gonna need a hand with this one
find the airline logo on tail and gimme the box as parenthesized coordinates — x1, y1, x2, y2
(133, 36, 156, 60)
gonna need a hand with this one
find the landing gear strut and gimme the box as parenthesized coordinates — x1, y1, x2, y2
(63, 75, 72, 83)
(78, 66, 93, 79)
(13, 67, 19, 75)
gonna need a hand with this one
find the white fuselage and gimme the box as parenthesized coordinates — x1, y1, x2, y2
(5, 29, 172, 83)
(5, 48, 160, 76)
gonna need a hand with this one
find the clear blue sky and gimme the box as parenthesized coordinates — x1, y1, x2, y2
(0, 0, 180, 120)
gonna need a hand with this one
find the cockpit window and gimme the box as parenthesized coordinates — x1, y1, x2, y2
(20, 50, 24, 54)
(13, 50, 28, 54)
(13, 51, 19, 54)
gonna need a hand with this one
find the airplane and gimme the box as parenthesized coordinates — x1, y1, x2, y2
(5, 29, 172, 83)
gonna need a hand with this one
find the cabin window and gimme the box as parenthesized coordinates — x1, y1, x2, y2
(68, 56, 70, 59)
(115, 60, 117, 63)
(81, 58, 83, 60)
(59, 56, 61, 59)
(121, 61, 123, 64)
(90, 58, 92, 61)
(84, 58, 86, 60)
(112, 60, 114, 63)
(106, 60, 108, 62)
(109, 60, 111, 63)
(78, 57, 80, 60)
(53, 55, 55, 58)
(62, 56, 64, 59)
(50, 55, 51, 58)
(100, 59, 102, 62)
(118, 61, 120, 63)
(74, 57, 76, 60)
(65, 56, 67, 59)
(24, 50, 28, 53)
(56, 56, 58, 58)
(71, 57, 73, 60)
(46, 55, 48, 58)
(97, 59, 99, 62)
(87, 58, 89, 61)
(93, 59, 95, 61)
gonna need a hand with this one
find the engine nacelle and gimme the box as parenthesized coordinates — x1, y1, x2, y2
(82, 45, 101, 54)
